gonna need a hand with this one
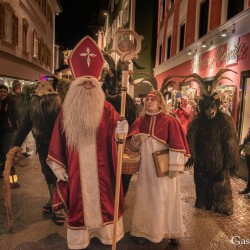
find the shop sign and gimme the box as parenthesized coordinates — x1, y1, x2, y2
(191, 41, 248, 72)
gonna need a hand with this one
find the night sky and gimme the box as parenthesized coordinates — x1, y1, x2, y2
(55, 0, 101, 50)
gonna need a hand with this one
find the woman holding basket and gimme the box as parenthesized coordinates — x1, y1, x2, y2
(126, 90, 190, 246)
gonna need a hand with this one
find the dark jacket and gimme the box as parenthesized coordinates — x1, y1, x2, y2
(0, 96, 19, 133)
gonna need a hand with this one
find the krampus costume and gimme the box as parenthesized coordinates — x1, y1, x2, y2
(11, 80, 63, 222)
(102, 53, 137, 196)
(186, 70, 239, 215)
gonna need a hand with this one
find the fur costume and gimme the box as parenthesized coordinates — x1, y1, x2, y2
(12, 81, 62, 216)
(186, 70, 239, 215)
(101, 53, 137, 196)
(101, 54, 137, 126)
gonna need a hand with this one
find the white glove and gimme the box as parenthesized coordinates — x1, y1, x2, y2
(116, 120, 129, 135)
(132, 133, 148, 145)
(54, 168, 69, 182)
(168, 171, 179, 179)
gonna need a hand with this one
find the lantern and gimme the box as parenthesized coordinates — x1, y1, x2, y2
(9, 165, 20, 189)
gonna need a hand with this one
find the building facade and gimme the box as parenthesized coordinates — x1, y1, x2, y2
(0, 0, 61, 87)
(155, 0, 250, 143)
(102, 0, 158, 98)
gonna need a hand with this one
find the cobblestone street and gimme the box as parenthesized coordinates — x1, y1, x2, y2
(0, 148, 249, 250)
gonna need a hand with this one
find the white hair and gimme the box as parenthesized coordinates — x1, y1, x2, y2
(62, 77, 105, 151)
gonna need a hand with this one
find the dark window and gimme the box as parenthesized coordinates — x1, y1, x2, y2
(159, 45, 162, 65)
(22, 19, 28, 52)
(169, 0, 174, 9)
(167, 35, 171, 59)
(161, 0, 166, 20)
(179, 23, 185, 51)
(13, 15, 18, 46)
(199, 0, 210, 38)
(42, 0, 46, 15)
(0, 3, 5, 39)
(227, 0, 244, 20)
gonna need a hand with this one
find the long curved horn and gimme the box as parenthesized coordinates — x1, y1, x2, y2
(210, 69, 237, 94)
(102, 51, 116, 70)
(210, 77, 232, 95)
(102, 67, 114, 77)
(130, 72, 158, 90)
(99, 67, 115, 82)
(181, 73, 209, 96)
(131, 59, 145, 69)
(160, 75, 181, 92)
(160, 80, 180, 94)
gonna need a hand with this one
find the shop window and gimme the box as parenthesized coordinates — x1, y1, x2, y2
(199, 0, 210, 38)
(216, 85, 236, 116)
(227, 0, 244, 20)
(22, 18, 28, 52)
(237, 72, 250, 142)
(179, 22, 185, 52)
(167, 35, 171, 59)
(180, 84, 197, 101)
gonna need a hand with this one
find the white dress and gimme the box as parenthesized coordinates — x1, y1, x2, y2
(131, 136, 185, 242)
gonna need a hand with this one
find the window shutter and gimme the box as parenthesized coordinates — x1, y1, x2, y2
(0, 4, 5, 39)
(42, 0, 46, 15)
(38, 38, 41, 61)
(13, 15, 18, 46)
(31, 30, 35, 56)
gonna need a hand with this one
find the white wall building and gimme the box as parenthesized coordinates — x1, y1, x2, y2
(0, 0, 61, 87)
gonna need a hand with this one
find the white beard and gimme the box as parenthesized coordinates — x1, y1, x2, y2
(62, 77, 105, 150)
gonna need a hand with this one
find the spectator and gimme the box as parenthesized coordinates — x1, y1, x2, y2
(10, 81, 63, 223)
(135, 97, 143, 117)
(239, 127, 250, 198)
(9, 80, 31, 157)
(0, 84, 19, 177)
(173, 96, 191, 134)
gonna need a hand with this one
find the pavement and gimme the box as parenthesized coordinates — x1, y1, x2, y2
(0, 138, 249, 250)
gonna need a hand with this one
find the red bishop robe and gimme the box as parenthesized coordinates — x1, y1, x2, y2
(47, 101, 124, 228)
(128, 112, 190, 155)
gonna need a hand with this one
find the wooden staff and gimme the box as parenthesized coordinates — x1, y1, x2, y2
(111, 28, 143, 250)
(112, 70, 128, 250)
(4, 146, 21, 232)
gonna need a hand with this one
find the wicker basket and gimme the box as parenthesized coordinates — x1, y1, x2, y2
(122, 151, 141, 174)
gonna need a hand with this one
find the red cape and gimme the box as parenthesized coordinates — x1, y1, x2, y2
(127, 112, 190, 155)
